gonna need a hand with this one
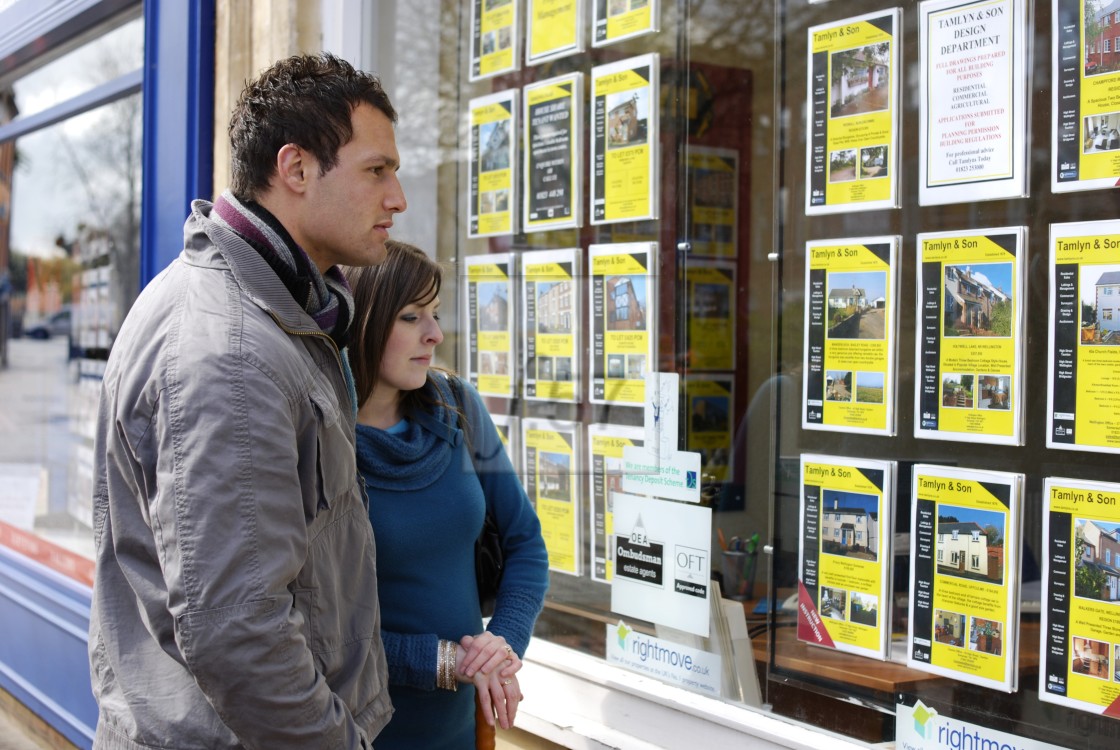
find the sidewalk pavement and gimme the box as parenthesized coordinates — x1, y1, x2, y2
(0, 690, 69, 750)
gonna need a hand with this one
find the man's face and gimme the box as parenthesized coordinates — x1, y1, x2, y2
(297, 103, 407, 271)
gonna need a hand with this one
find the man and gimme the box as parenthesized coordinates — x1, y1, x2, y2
(89, 53, 406, 748)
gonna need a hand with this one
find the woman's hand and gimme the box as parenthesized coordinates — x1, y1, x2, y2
(457, 632, 520, 679)
(475, 671, 522, 730)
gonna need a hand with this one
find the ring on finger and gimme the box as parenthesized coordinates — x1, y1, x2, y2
(501, 678, 513, 686)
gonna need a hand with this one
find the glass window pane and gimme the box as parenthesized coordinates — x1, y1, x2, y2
(9, 16, 143, 120)
(1, 91, 142, 574)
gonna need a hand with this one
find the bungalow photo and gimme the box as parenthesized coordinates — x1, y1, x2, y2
(819, 489, 879, 560)
(829, 42, 891, 119)
(942, 262, 1012, 338)
(935, 504, 1006, 586)
(826, 270, 887, 340)
(1079, 264, 1120, 345)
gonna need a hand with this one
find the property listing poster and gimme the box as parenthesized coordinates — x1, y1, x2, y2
(805, 9, 901, 214)
(468, 90, 518, 238)
(524, 73, 582, 233)
(915, 227, 1026, 445)
(591, 54, 660, 225)
(1039, 477, 1120, 717)
(907, 464, 1023, 693)
(797, 454, 895, 660)
(463, 253, 516, 399)
(1047, 220, 1120, 453)
(522, 418, 582, 576)
(490, 413, 521, 476)
(610, 492, 713, 638)
(522, 248, 580, 402)
(592, 0, 658, 47)
(526, 0, 584, 65)
(802, 236, 899, 435)
(469, 0, 519, 81)
(919, 0, 1028, 206)
(588, 423, 644, 583)
(590, 243, 657, 405)
(685, 147, 738, 258)
(686, 260, 736, 371)
(685, 376, 733, 484)
(1052, 0, 1120, 192)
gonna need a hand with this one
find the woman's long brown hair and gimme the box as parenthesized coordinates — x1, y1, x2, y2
(345, 240, 450, 419)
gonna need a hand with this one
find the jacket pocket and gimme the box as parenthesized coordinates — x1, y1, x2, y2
(308, 384, 354, 512)
(296, 505, 381, 687)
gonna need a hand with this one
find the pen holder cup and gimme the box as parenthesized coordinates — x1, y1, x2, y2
(721, 549, 756, 601)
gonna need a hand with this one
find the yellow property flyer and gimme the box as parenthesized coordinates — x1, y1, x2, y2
(522, 418, 582, 576)
(591, 54, 660, 225)
(806, 9, 900, 214)
(469, 0, 519, 81)
(526, 0, 583, 64)
(802, 236, 899, 435)
(463, 253, 516, 399)
(685, 146, 738, 258)
(468, 89, 518, 238)
(1048, 219, 1120, 453)
(1040, 477, 1120, 718)
(592, 0, 658, 47)
(588, 423, 644, 584)
(521, 248, 580, 402)
(590, 243, 657, 405)
(490, 413, 520, 476)
(1052, 0, 1120, 192)
(524, 73, 582, 233)
(684, 376, 733, 484)
(797, 454, 894, 660)
(686, 260, 735, 371)
(907, 464, 1022, 693)
(915, 227, 1026, 445)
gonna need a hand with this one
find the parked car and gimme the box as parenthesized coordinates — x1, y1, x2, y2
(24, 307, 72, 340)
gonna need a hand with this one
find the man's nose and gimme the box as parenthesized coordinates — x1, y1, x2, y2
(386, 174, 407, 213)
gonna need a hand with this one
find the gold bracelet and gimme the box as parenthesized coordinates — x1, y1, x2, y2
(437, 640, 458, 692)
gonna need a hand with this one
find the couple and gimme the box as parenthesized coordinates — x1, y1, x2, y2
(89, 54, 548, 749)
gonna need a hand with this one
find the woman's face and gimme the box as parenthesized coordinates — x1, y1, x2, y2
(377, 294, 443, 395)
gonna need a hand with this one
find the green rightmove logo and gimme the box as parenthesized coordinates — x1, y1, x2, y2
(912, 700, 937, 740)
(911, 700, 1029, 750)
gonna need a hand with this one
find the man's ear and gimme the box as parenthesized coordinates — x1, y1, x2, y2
(276, 143, 310, 194)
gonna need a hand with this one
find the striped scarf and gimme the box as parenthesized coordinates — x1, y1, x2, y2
(211, 190, 354, 346)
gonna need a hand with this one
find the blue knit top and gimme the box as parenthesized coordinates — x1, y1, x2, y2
(355, 374, 549, 750)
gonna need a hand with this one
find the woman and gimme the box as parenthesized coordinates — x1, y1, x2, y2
(347, 241, 550, 749)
